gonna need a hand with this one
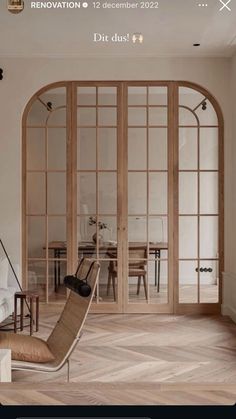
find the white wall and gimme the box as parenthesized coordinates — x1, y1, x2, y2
(0, 56, 232, 288)
(222, 52, 236, 321)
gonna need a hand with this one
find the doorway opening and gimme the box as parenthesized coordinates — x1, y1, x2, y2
(22, 81, 224, 314)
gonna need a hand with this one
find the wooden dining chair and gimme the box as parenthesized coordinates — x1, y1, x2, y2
(107, 249, 148, 301)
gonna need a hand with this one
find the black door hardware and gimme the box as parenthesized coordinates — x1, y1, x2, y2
(195, 267, 213, 273)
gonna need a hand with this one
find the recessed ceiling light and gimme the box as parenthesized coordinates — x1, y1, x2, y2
(193, 43, 201, 47)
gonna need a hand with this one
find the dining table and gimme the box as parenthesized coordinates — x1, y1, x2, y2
(46, 241, 168, 293)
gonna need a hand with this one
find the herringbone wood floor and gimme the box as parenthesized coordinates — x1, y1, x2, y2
(1, 305, 236, 405)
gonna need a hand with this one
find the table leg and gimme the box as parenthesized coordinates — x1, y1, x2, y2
(14, 296, 17, 334)
(157, 250, 161, 293)
(30, 298, 33, 336)
(54, 249, 57, 292)
(58, 252, 61, 287)
(20, 297, 24, 331)
(36, 296, 39, 332)
(154, 250, 157, 286)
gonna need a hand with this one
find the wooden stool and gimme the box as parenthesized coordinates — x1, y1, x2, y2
(14, 291, 39, 335)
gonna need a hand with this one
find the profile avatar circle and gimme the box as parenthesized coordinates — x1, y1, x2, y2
(7, 0, 24, 14)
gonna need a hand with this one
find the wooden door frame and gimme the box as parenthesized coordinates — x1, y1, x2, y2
(123, 81, 174, 313)
(175, 81, 224, 314)
(73, 81, 124, 313)
(22, 80, 224, 315)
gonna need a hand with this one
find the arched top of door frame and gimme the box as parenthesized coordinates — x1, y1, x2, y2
(177, 80, 224, 129)
(22, 80, 224, 130)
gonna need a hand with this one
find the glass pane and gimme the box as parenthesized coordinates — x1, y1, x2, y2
(98, 87, 117, 105)
(179, 107, 198, 125)
(98, 173, 117, 214)
(128, 173, 147, 214)
(128, 258, 148, 303)
(47, 172, 66, 215)
(48, 128, 66, 170)
(179, 216, 198, 259)
(27, 261, 46, 301)
(41, 88, 66, 105)
(200, 173, 218, 214)
(98, 216, 117, 258)
(78, 108, 96, 126)
(200, 128, 218, 170)
(99, 259, 118, 303)
(48, 108, 66, 126)
(77, 128, 96, 170)
(149, 107, 167, 126)
(27, 129, 45, 170)
(148, 260, 168, 304)
(27, 173, 46, 214)
(195, 100, 218, 126)
(98, 128, 117, 170)
(179, 128, 198, 170)
(149, 216, 168, 244)
(48, 260, 67, 302)
(48, 216, 66, 245)
(27, 100, 49, 126)
(128, 217, 147, 243)
(41, 88, 66, 126)
(179, 172, 198, 214)
(78, 173, 96, 214)
(78, 216, 96, 245)
(149, 128, 167, 170)
(128, 128, 146, 170)
(179, 87, 204, 110)
(98, 108, 117, 126)
(149, 87, 168, 105)
(128, 108, 147, 126)
(179, 261, 198, 303)
(200, 260, 219, 303)
(149, 173, 168, 214)
(27, 217, 45, 258)
(179, 87, 218, 126)
(78, 87, 96, 105)
(128, 87, 147, 105)
(200, 216, 218, 259)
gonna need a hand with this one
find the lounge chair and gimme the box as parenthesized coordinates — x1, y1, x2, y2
(11, 259, 100, 381)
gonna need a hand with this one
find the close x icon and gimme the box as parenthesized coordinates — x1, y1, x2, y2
(219, 0, 232, 11)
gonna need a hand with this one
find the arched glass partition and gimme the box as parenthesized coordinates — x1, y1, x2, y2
(22, 81, 223, 314)
(178, 86, 222, 307)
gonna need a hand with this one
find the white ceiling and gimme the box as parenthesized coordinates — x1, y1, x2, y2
(0, 0, 236, 57)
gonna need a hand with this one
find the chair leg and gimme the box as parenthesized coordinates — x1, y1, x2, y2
(157, 257, 161, 293)
(112, 275, 116, 301)
(107, 270, 112, 296)
(143, 276, 148, 301)
(137, 277, 141, 295)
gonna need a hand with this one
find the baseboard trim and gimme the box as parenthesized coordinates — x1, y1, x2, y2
(221, 304, 236, 323)
(221, 272, 236, 324)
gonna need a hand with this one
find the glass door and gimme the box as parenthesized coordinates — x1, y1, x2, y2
(125, 83, 172, 313)
(177, 85, 222, 313)
(25, 85, 68, 303)
(76, 83, 122, 312)
(23, 81, 223, 314)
